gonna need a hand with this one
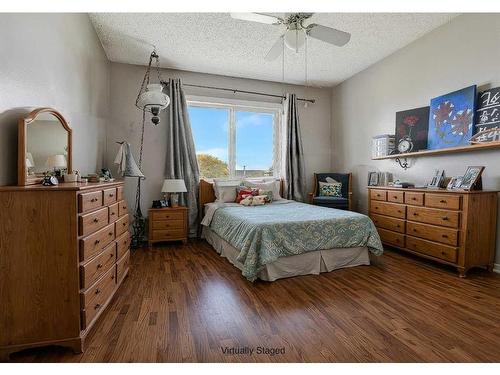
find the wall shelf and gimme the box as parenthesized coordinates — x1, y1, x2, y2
(372, 141, 500, 160)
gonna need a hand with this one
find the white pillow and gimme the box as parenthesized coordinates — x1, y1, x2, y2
(213, 178, 241, 203)
(243, 179, 282, 200)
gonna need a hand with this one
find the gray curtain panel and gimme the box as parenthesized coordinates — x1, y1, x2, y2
(284, 93, 306, 202)
(164, 78, 200, 237)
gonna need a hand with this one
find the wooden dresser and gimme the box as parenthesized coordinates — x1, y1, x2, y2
(0, 181, 130, 360)
(368, 186, 497, 277)
(148, 207, 188, 246)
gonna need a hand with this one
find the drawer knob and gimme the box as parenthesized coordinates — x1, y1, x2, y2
(109, 232, 113, 236)
(413, 228, 417, 232)
(123, 222, 126, 226)
(412, 197, 416, 200)
(111, 275, 115, 280)
(440, 200, 447, 203)
(93, 218, 99, 223)
(393, 196, 398, 199)
(91, 198, 98, 202)
(441, 251, 446, 255)
(396, 224, 400, 227)
(397, 210, 402, 213)
(94, 303, 101, 310)
(111, 212, 115, 216)
(442, 217, 449, 221)
(413, 212, 418, 216)
(109, 193, 114, 197)
(95, 239, 100, 244)
(97, 263, 103, 269)
(95, 288, 101, 295)
(442, 234, 448, 238)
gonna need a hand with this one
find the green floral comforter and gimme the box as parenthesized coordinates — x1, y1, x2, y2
(207, 201, 383, 281)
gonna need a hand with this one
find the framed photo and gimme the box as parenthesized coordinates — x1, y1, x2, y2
(368, 172, 379, 186)
(427, 169, 445, 189)
(160, 199, 169, 208)
(446, 176, 463, 190)
(458, 166, 484, 190)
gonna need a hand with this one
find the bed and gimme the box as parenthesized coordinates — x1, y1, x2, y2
(199, 179, 383, 282)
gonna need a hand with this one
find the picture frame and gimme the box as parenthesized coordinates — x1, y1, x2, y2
(446, 176, 463, 190)
(160, 199, 169, 208)
(457, 166, 484, 190)
(368, 171, 379, 186)
(427, 169, 445, 189)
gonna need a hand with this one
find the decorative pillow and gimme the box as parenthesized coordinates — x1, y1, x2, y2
(235, 188, 259, 203)
(325, 177, 340, 184)
(213, 178, 242, 203)
(244, 179, 282, 200)
(258, 189, 274, 203)
(239, 195, 266, 206)
(319, 181, 342, 197)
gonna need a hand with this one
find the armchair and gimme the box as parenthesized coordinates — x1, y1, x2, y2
(308, 173, 352, 210)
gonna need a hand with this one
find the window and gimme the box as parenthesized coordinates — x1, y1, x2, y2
(188, 97, 282, 179)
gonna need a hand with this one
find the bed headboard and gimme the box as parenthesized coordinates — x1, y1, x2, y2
(198, 178, 284, 219)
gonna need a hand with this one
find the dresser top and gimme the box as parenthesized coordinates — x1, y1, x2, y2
(0, 180, 124, 192)
(367, 186, 499, 194)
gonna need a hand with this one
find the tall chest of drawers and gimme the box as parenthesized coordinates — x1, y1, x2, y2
(0, 181, 130, 360)
(368, 187, 498, 277)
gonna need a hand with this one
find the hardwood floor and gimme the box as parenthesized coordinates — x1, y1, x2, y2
(7, 240, 500, 362)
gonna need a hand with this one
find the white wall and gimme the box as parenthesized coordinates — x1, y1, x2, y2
(0, 14, 110, 185)
(331, 13, 500, 264)
(107, 62, 332, 217)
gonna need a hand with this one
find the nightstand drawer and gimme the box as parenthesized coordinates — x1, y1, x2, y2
(152, 219, 184, 230)
(151, 210, 184, 221)
(152, 229, 186, 240)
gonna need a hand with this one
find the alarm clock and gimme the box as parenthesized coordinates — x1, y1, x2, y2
(42, 175, 59, 186)
(397, 136, 413, 153)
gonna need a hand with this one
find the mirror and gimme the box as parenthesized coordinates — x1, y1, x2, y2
(18, 108, 72, 185)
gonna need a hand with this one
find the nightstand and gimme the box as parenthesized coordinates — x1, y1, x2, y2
(148, 206, 188, 247)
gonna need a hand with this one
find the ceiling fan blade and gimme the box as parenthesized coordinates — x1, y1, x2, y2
(230, 13, 283, 25)
(307, 24, 351, 47)
(265, 36, 283, 61)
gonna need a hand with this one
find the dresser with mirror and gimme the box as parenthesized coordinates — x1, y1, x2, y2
(0, 108, 130, 360)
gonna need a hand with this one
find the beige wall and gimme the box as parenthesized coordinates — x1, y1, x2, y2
(331, 13, 500, 265)
(0, 13, 110, 185)
(108, 62, 332, 217)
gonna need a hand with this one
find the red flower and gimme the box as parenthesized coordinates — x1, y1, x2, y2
(403, 115, 419, 126)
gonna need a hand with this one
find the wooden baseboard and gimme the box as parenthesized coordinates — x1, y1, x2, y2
(493, 263, 500, 274)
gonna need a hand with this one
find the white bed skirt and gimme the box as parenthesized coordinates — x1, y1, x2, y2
(202, 226, 370, 281)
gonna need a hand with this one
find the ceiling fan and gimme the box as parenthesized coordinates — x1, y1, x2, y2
(230, 13, 351, 61)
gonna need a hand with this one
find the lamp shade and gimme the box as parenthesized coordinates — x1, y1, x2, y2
(161, 179, 187, 193)
(46, 154, 67, 169)
(137, 84, 170, 111)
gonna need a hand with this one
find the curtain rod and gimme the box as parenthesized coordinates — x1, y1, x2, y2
(161, 81, 315, 104)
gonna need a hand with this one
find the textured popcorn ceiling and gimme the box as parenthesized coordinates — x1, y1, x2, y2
(90, 13, 456, 87)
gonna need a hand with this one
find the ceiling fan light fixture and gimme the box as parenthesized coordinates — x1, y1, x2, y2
(284, 27, 306, 52)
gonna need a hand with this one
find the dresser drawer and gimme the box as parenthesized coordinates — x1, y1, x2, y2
(152, 219, 185, 230)
(407, 206, 459, 228)
(117, 251, 130, 282)
(118, 200, 128, 217)
(405, 192, 424, 206)
(377, 228, 405, 247)
(81, 266, 116, 329)
(425, 194, 461, 210)
(103, 188, 117, 206)
(80, 223, 116, 262)
(370, 201, 406, 219)
(108, 202, 119, 223)
(370, 190, 387, 201)
(406, 236, 458, 263)
(151, 210, 184, 221)
(115, 214, 129, 236)
(152, 229, 186, 241)
(116, 231, 130, 260)
(371, 214, 405, 233)
(387, 191, 404, 203)
(117, 186, 124, 201)
(79, 191, 103, 213)
(79, 207, 109, 236)
(406, 221, 458, 246)
(80, 242, 116, 290)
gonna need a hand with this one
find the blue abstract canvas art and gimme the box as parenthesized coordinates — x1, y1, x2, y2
(427, 85, 477, 150)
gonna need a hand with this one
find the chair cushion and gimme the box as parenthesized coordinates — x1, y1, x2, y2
(313, 196, 348, 207)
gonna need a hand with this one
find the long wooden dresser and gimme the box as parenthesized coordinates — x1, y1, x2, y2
(368, 186, 498, 277)
(0, 181, 130, 360)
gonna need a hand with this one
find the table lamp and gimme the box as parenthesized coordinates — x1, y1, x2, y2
(46, 154, 67, 176)
(161, 179, 187, 207)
